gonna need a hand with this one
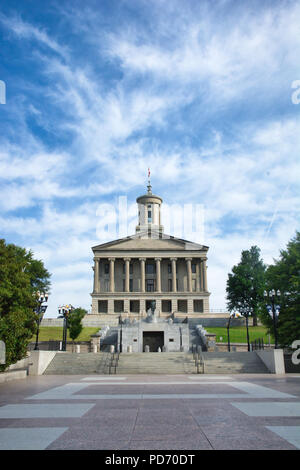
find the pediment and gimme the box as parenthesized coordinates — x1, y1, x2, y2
(92, 231, 207, 252)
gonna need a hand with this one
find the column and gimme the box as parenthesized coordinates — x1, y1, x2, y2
(186, 258, 193, 292)
(196, 259, 201, 292)
(108, 257, 115, 292)
(93, 258, 100, 293)
(170, 257, 177, 292)
(203, 257, 208, 292)
(155, 257, 161, 292)
(124, 257, 131, 292)
(139, 258, 146, 293)
(200, 260, 204, 291)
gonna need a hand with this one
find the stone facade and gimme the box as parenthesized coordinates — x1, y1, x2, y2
(120, 316, 190, 353)
(90, 185, 210, 317)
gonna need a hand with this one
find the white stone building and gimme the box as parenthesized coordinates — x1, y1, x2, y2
(91, 183, 210, 317)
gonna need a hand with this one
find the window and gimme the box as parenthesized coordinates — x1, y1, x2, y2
(168, 263, 172, 273)
(194, 300, 203, 313)
(162, 300, 172, 312)
(192, 263, 196, 273)
(146, 279, 155, 292)
(98, 300, 108, 313)
(148, 210, 152, 222)
(146, 263, 155, 274)
(104, 263, 109, 274)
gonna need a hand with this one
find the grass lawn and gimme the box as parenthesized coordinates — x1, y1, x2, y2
(31, 327, 100, 342)
(32, 326, 273, 345)
(206, 326, 273, 344)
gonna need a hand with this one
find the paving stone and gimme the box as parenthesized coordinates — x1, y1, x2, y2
(126, 440, 213, 450)
(1, 374, 300, 450)
(0, 427, 68, 450)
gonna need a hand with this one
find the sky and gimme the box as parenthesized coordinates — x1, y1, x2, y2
(0, 0, 299, 317)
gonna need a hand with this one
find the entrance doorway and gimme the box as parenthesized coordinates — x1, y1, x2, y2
(143, 331, 164, 352)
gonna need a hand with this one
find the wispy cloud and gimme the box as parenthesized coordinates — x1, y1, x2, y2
(0, 13, 68, 58)
(0, 0, 299, 313)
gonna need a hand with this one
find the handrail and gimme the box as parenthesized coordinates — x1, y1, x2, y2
(192, 344, 204, 374)
(251, 338, 264, 351)
(108, 351, 120, 374)
(197, 350, 204, 374)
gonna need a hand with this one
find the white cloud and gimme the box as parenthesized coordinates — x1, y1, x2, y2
(1, 2, 299, 315)
(0, 14, 68, 58)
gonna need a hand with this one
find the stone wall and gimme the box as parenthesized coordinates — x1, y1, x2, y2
(41, 314, 243, 328)
(120, 319, 189, 353)
(28, 341, 91, 353)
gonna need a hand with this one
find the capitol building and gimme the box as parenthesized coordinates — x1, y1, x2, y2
(91, 181, 210, 318)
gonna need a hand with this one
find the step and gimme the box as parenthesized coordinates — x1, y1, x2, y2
(115, 352, 197, 374)
(43, 353, 110, 375)
(201, 351, 269, 374)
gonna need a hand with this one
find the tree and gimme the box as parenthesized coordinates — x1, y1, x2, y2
(0, 239, 51, 370)
(67, 308, 86, 352)
(261, 232, 300, 348)
(226, 246, 266, 350)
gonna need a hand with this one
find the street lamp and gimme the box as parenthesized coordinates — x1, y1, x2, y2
(264, 289, 281, 349)
(58, 304, 74, 351)
(34, 291, 49, 351)
(227, 312, 243, 352)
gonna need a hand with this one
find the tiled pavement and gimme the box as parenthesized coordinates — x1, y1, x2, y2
(0, 374, 300, 450)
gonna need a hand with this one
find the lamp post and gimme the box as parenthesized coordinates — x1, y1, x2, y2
(264, 289, 280, 349)
(58, 304, 74, 351)
(227, 312, 243, 352)
(34, 291, 49, 350)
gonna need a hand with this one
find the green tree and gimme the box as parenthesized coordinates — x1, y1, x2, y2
(67, 308, 87, 352)
(261, 232, 300, 348)
(226, 246, 266, 349)
(0, 239, 51, 370)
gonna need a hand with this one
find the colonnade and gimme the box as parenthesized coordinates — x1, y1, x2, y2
(93, 257, 208, 293)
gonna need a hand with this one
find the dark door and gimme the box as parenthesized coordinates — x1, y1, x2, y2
(143, 331, 164, 352)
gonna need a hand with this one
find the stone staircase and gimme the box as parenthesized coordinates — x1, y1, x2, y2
(43, 352, 111, 375)
(201, 351, 269, 374)
(43, 351, 270, 375)
(115, 352, 197, 374)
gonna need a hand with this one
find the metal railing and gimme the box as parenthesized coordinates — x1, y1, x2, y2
(251, 338, 264, 350)
(192, 344, 204, 374)
(108, 352, 120, 374)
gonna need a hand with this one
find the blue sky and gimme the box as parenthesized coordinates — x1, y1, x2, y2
(0, 0, 299, 316)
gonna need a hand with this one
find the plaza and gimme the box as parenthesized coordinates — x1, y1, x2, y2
(0, 373, 300, 450)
